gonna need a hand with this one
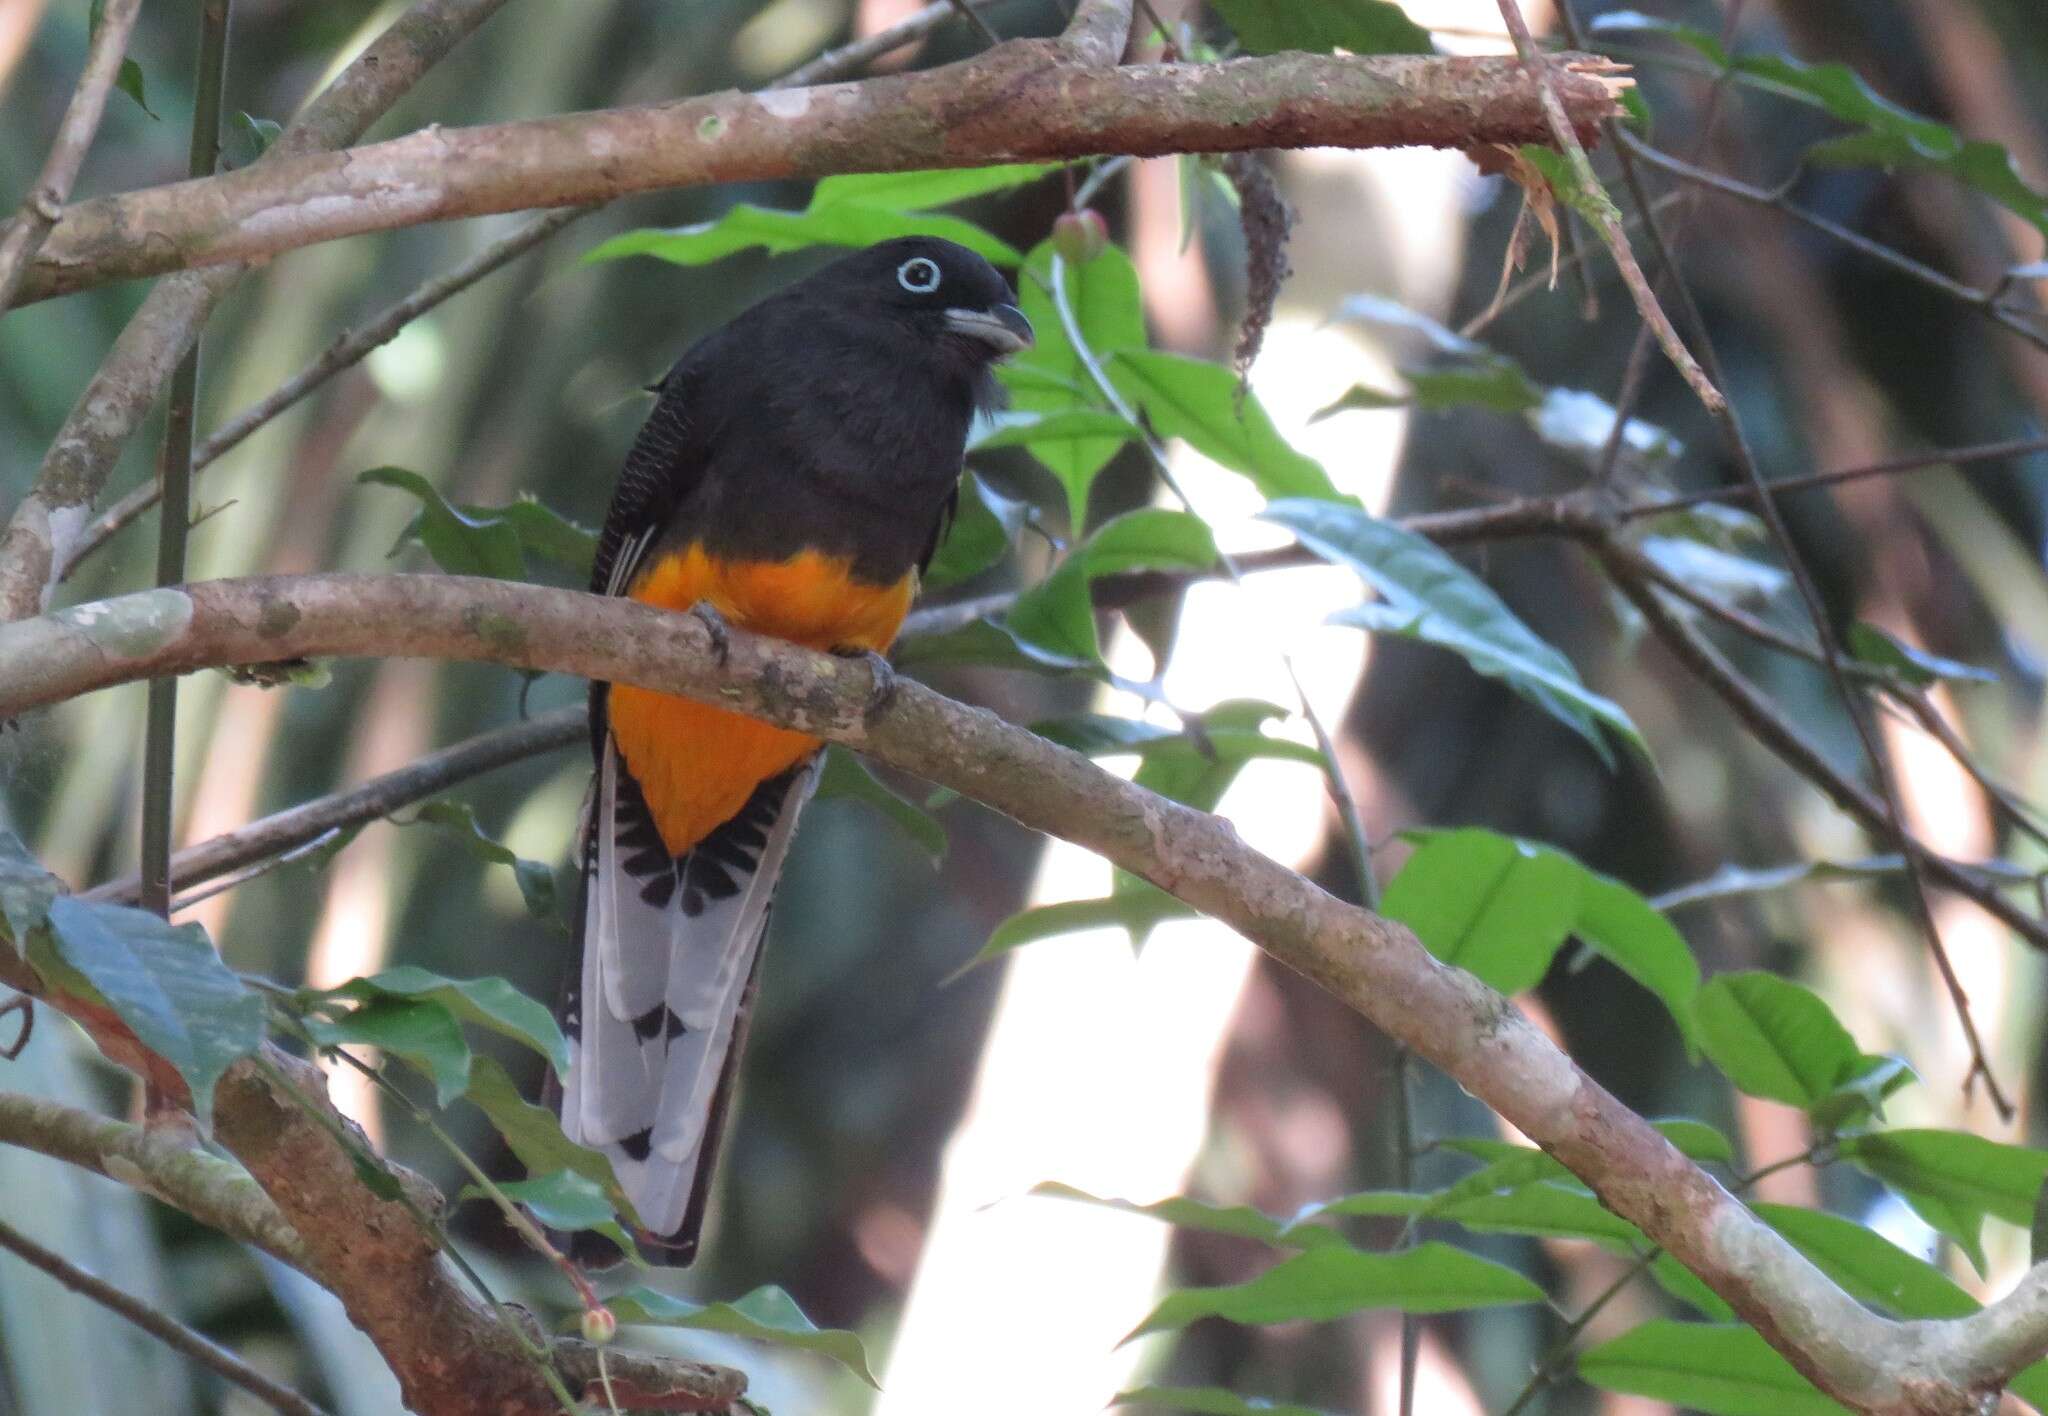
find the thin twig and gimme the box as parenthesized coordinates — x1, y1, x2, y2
(945, 0, 1003, 47)
(141, 0, 234, 920)
(1621, 434, 2048, 520)
(0, 996, 30, 1061)
(1600, 127, 2016, 1121)
(0, 0, 143, 311)
(1494, 0, 1724, 412)
(1617, 131, 2048, 357)
(89, 707, 583, 905)
(0, 1216, 330, 1416)
(1597, 538, 2048, 959)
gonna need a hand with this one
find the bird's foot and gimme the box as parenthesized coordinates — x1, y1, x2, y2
(691, 602, 732, 666)
(832, 646, 898, 720)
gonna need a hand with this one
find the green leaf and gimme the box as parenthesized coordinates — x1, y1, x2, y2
(359, 468, 597, 580)
(1004, 509, 1218, 665)
(411, 801, 562, 925)
(1110, 351, 1341, 503)
(1845, 622, 1995, 688)
(585, 205, 1019, 268)
(809, 163, 1057, 212)
(1590, 13, 2046, 236)
(1840, 1129, 2048, 1276)
(115, 60, 155, 118)
(969, 408, 1142, 453)
(321, 966, 568, 1074)
(1754, 1203, 1977, 1320)
(1002, 240, 1146, 524)
(1208, 0, 1433, 55)
(956, 884, 1197, 975)
(1309, 384, 1407, 421)
(1648, 1253, 1735, 1320)
(307, 998, 472, 1106)
(1431, 1182, 1644, 1246)
(462, 1055, 637, 1225)
(922, 473, 1032, 590)
(1578, 1322, 1848, 1416)
(1115, 1385, 1330, 1416)
(0, 832, 60, 950)
(1436, 1120, 1730, 1206)
(891, 615, 1095, 676)
(1265, 500, 1643, 764)
(226, 111, 281, 165)
(35, 898, 265, 1126)
(462, 1169, 641, 1260)
(814, 746, 947, 863)
(1694, 971, 1862, 1113)
(1379, 829, 1698, 1045)
(1380, 829, 1581, 994)
(1128, 1243, 1540, 1339)
(1406, 364, 1544, 414)
(1516, 143, 1622, 225)
(1029, 1181, 1336, 1249)
(605, 1285, 879, 1386)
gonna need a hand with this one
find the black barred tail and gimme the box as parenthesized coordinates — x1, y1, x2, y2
(554, 743, 819, 1265)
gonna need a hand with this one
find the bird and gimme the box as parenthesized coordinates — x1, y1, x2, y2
(556, 236, 1034, 1264)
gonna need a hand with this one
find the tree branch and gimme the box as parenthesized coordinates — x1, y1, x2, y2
(12, 49, 1627, 305)
(0, 0, 142, 311)
(0, 0, 518, 626)
(87, 707, 585, 906)
(0, 1089, 304, 1263)
(0, 1215, 329, 1416)
(1, 569, 2041, 1414)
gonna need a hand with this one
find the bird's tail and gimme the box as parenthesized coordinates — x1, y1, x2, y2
(555, 740, 819, 1264)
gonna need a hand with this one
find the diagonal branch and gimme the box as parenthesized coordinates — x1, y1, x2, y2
(12, 49, 1627, 305)
(0, 568, 2042, 1414)
(0, 1216, 329, 1416)
(0, 0, 518, 627)
(0, 0, 142, 311)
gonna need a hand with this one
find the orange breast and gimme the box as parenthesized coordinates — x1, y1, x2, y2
(608, 543, 916, 855)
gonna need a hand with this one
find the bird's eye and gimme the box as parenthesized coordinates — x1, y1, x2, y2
(896, 256, 942, 294)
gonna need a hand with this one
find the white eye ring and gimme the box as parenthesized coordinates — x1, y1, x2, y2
(897, 256, 942, 293)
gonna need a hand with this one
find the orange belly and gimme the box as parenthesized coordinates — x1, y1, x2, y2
(608, 543, 915, 855)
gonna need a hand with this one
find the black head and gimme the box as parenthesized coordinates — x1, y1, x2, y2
(785, 236, 1034, 373)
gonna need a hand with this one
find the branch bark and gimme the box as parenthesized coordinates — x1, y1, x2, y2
(0, 569, 2040, 1415)
(0, 0, 142, 311)
(12, 48, 1626, 305)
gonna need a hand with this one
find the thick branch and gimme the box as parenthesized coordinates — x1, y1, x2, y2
(0, 1089, 304, 1263)
(14, 48, 1626, 304)
(0, 570, 2037, 1414)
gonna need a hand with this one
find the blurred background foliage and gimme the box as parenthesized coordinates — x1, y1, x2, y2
(5, 0, 2048, 1412)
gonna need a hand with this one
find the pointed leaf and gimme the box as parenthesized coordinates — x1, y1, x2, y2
(324, 966, 568, 1074)
(1846, 622, 1995, 687)
(1002, 240, 1146, 524)
(1029, 1181, 1335, 1248)
(1129, 1243, 1540, 1338)
(809, 164, 1057, 213)
(923, 473, 1033, 590)
(957, 885, 1197, 974)
(37, 898, 265, 1126)
(604, 1285, 879, 1386)
(1110, 351, 1340, 502)
(462, 1169, 642, 1260)
(1578, 1322, 1848, 1416)
(1840, 1129, 2048, 1276)
(462, 1055, 637, 1224)
(306, 998, 472, 1106)
(1380, 829, 1582, 994)
(1266, 499, 1642, 763)
(412, 801, 562, 925)
(1754, 1203, 1977, 1320)
(1695, 972, 1860, 1113)
(0, 832, 59, 950)
(584, 204, 1018, 267)
(1208, 0, 1432, 55)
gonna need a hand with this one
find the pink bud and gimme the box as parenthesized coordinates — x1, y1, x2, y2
(580, 1305, 617, 1346)
(1053, 209, 1110, 264)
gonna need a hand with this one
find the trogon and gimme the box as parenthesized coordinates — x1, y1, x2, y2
(557, 237, 1033, 1264)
